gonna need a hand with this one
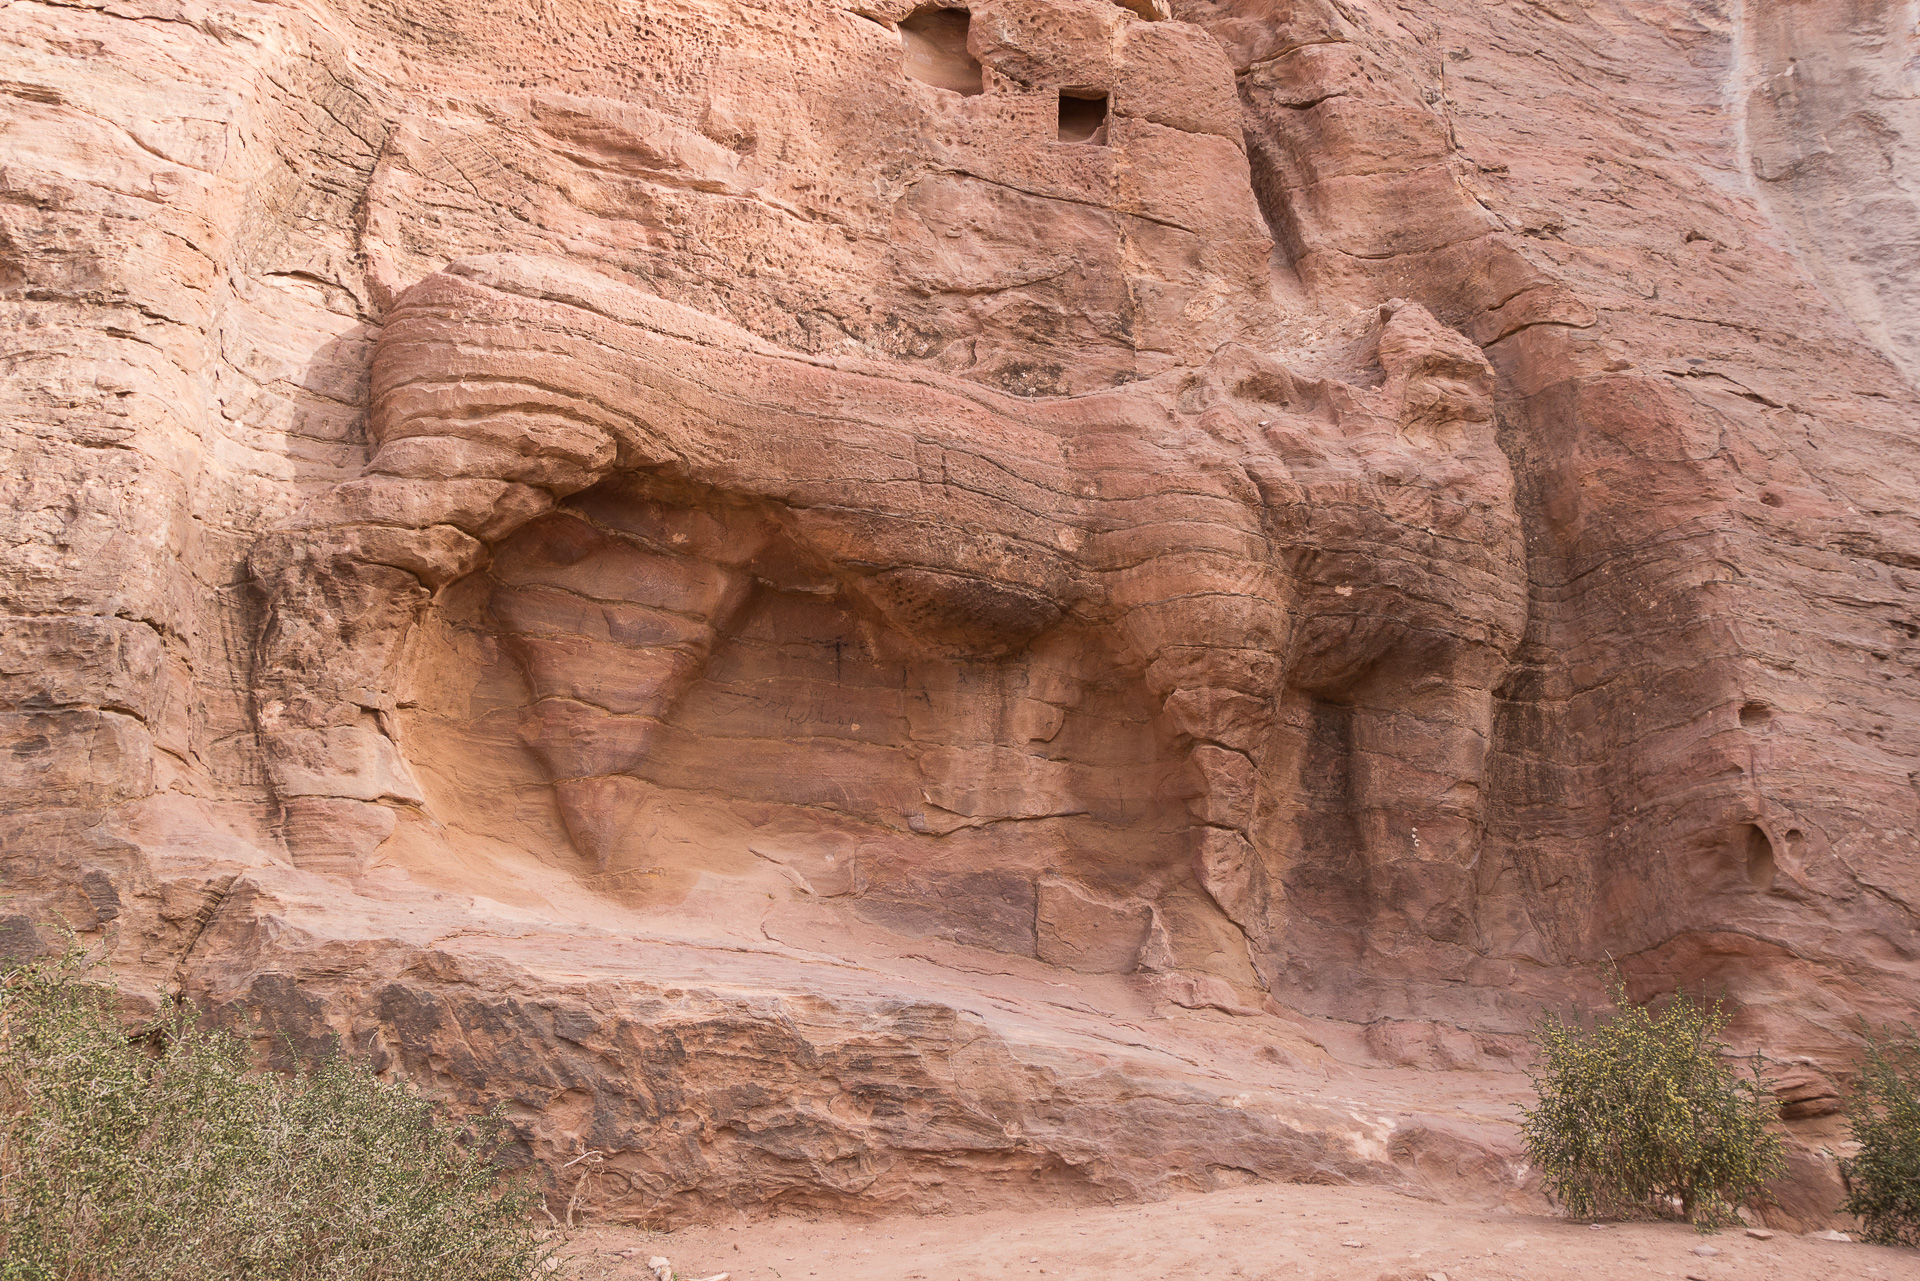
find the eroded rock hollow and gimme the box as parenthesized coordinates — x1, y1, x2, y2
(3, 0, 1917, 1226)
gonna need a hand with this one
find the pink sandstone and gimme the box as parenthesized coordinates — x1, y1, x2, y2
(1, 0, 1916, 1229)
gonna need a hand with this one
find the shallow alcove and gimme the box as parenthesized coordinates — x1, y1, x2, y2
(900, 6, 982, 96)
(1743, 824, 1777, 891)
(1058, 90, 1109, 144)
(393, 469, 1213, 956)
(1739, 701, 1773, 727)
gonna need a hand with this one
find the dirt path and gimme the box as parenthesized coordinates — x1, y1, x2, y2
(569, 1184, 1919, 1281)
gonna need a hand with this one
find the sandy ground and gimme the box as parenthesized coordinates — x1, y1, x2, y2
(566, 1184, 1920, 1281)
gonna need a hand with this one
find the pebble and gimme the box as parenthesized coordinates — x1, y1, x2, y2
(1341, 1240, 1365, 1248)
(1425, 1273, 1450, 1281)
(1746, 1228, 1776, 1240)
(1814, 1229, 1853, 1242)
(1692, 1244, 1720, 1257)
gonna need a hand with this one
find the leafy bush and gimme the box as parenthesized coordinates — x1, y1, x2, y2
(1520, 972, 1784, 1228)
(1843, 1026, 1920, 1247)
(0, 945, 559, 1281)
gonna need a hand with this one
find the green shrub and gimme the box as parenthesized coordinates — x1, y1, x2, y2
(0, 944, 560, 1281)
(1520, 971, 1784, 1228)
(1843, 1025, 1920, 1247)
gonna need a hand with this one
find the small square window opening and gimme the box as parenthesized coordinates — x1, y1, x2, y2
(1058, 91, 1109, 144)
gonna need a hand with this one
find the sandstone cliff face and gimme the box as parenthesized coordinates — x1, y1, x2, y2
(1, 0, 1915, 1224)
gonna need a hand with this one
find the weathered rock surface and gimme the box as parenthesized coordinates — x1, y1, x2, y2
(1, 0, 1916, 1226)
